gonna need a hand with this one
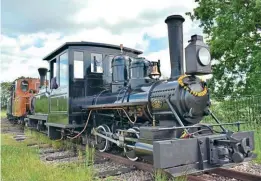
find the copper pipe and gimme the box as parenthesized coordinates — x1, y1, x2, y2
(90, 107, 137, 124)
(70, 110, 93, 140)
(70, 106, 136, 139)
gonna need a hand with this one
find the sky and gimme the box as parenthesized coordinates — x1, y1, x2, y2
(0, 0, 204, 82)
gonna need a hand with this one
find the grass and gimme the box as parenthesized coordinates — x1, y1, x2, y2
(2, 128, 188, 181)
(1, 133, 98, 181)
(1, 108, 7, 118)
(24, 129, 71, 150)
(154, 169, 188, 181)
(247, 125, 261, 163)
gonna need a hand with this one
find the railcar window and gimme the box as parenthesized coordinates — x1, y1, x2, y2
(91, 53, 103, 73)
(74, 51, 84, 79)
(108, 55, 114, 74)
(50, 59, 57, 89)
(21, 80, 29, 92)
(59, 52, 68, 87)
(103, 55, 114, 75)
(50, 59, 57, 78)
(53, 63, 56, 78)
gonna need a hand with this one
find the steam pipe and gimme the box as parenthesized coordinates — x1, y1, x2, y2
(165, 15, 185, 78)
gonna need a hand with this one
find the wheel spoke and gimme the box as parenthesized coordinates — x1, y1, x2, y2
(124, 128, 139, 161)
(95, 125, 111, 152)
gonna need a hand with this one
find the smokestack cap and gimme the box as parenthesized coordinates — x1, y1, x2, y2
(189, 35, 203, 42)
(165, 15, 185, 23)
(38, 68, 48, 76)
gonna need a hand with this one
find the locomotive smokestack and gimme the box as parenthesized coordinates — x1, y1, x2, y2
(38, 68, 48, 87)
(165, 15, 185, 78)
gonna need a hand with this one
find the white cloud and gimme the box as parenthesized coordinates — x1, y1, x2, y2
(74, 0, 194, 25)
(1, 0, 203, 82)
(144, 23, 168, 39)
(1, 35, 20, 55)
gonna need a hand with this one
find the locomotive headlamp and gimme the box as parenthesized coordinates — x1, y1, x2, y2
(198, 47, 211, 66)
(185, 35, 212, 75)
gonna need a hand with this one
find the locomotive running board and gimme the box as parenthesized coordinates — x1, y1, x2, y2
(82, 101, 147, 110)
(27, 114, 48, 121)
(152, 131, 256, 177)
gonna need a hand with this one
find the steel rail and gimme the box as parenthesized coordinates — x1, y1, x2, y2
(95, 151, 209, 181)
(210, 167, 261, 181)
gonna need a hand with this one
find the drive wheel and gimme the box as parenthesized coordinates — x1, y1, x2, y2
(96, 125, 111, 152)
(124, 127, 139, 161)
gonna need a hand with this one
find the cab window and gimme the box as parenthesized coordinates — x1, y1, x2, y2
(59, 52, 68, 87)
(91, 53, 103, 73)
(50, 58, 57, 89)
(50, 59, 56, 79)
(107, 55, 114, 74)
(103, 55, 114, 75)
(20, 80, 29, 92)
(74, 51, 84, 79)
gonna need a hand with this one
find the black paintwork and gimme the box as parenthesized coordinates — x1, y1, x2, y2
(38, 68, 48, 87)
(43, 42, 142, 61)
(111, 54, 132, 93)
(70, 75, 209, 126)
(153, 130, 255, 177)
(185, 35, 212, 75)
(34, 43, 141, 125)
(165, 15, 185, 78)
(129, 58, 155, 88)
(33, 40, 210, 126)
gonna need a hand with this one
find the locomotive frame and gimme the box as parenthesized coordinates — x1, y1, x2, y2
(21, 14, 256, 177)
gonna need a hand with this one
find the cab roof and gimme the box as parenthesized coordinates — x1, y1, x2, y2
(43, 41, 143, 61)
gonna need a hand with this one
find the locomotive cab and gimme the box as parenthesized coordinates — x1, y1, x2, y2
(27, 42, 143, 135)
(7, 78, 40, 123)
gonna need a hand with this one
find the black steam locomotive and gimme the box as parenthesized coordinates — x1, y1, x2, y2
(24, 15, 255, 177)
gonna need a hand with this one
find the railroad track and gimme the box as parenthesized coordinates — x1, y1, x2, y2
(2, 118, 261, 181)
(187, 168, 261, 181)
(21, 139, 154, 180)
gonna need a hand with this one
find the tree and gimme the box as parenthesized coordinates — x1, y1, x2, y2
(15, 76, 34, 81)
(186, 0, 261, 97)
(1, 81, 12, 109)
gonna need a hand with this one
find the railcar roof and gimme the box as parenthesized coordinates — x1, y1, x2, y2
(43, 41, 143, 61)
